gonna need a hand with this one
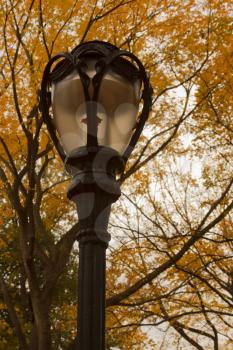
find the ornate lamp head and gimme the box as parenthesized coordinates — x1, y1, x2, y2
(40, 40, 152, 167)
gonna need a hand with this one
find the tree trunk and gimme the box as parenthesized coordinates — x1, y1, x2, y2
(30, 307, 52, 350)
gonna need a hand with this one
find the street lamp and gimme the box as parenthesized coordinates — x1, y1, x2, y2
(40, 40, 152, 350)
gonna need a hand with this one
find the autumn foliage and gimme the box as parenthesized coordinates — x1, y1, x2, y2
(0, 0, 233, 349)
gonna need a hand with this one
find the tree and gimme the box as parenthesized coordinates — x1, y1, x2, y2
(0, 0, 232, 349)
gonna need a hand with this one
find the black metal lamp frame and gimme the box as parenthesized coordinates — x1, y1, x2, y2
(40, 40, 152, 350)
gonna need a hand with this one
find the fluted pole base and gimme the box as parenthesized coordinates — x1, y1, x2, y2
(77, 240, 107, 349)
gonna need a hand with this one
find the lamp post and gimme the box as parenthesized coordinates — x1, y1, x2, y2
(40, 40, 152, 350)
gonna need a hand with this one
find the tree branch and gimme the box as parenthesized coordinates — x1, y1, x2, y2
(0, 274, 29, 350)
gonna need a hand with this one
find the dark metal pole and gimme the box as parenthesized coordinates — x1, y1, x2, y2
(77, 236, 107, 349)
(75, 192, 111, 350)
(66, 147, 124, 350)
